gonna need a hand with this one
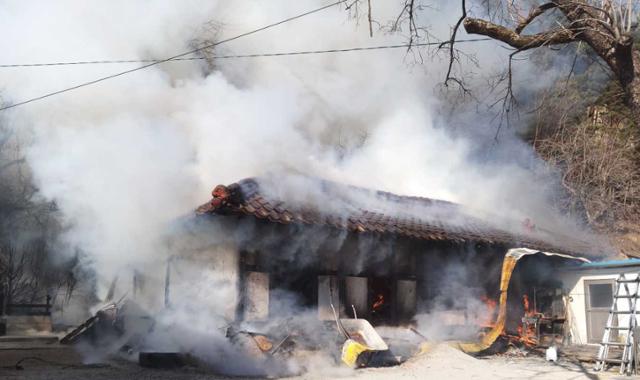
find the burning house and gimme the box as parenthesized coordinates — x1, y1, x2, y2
(162, 175, 606, 343)
(51, 174, 620, 374)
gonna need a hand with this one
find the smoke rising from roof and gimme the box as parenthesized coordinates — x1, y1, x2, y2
(0, 0, 602, 287)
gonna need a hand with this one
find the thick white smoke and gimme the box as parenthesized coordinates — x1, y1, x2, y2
(0, 0, 588, 292)
(0, 1, 596, 368)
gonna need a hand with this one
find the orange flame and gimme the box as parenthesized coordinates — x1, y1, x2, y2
(479, 295, 498, 327)
(479, 293, 538, 347)
(515, 294, 538, 346)
(372, 294, 385, 311)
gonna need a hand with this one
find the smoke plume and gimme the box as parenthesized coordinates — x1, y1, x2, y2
(0, 0, 601, 374)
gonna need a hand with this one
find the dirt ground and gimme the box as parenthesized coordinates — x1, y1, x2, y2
(0, 342, 634, 380)
(292, 344, 634, 380)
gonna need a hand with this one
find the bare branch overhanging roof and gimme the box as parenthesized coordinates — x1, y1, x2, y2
(196, 176, 608, 259)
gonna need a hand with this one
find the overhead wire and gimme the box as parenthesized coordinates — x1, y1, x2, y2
(0, 38, 493, 68)
(0, 0, 346, 112)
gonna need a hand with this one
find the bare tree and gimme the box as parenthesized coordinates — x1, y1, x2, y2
(0, 127, 75, 310)
(532, 78, 640, 255)
(461, 1, 640, 125)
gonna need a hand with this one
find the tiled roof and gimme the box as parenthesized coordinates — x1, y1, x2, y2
(196, 177, 607, 259)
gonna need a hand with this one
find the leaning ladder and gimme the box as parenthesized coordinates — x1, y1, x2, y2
(595, 273, 640, 375)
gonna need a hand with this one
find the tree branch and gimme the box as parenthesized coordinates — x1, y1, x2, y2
(515, 2, 557, 34)
(441, 0, 468, 90)
(367, 0, 373, 37)
(464, 17, 576, 50)
(0, 158, 25, 173)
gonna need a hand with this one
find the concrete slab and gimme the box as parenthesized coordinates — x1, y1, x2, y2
(0, 335, 59, 350)
(0, 335, 59, 343)
(5, 315, 53, 334)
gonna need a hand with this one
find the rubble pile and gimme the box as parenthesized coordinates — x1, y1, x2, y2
(60, 299, 428, 375)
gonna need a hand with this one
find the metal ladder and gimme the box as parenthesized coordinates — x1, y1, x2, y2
(595, 273, 640, 375)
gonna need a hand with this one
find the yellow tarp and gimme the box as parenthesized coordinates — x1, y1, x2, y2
(458, 248, 589, 354)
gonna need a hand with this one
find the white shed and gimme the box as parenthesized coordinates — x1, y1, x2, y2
(560, 259, 640, 345)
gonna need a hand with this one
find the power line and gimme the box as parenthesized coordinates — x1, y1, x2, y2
(0, 0, 346, 112)
(0, 38, 493, 68)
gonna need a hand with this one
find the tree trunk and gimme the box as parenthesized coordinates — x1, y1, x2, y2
(621, 50, 640, 126)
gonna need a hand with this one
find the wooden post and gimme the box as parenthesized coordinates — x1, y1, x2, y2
(164, 259, 171, 308)
(345, 276, 368, 318)
(318, 275, 340, 320)
(4, 279, 10, 315)
(243, 272, 269, 321)
(0, 283, 4, 315)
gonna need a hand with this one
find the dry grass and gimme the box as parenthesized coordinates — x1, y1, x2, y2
(533, 83, 640, 256)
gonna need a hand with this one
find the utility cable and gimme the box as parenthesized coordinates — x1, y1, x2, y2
(0, 38, 493, 68)
(0, 0, 346, 112)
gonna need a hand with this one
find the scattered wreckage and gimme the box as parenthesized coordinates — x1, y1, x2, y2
(60, 297, 421, 371)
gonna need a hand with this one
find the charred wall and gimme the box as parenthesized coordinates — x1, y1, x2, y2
(169, 214, 551, 329)
(210, 215, 514, 326)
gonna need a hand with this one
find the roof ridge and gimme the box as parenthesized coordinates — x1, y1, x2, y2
(195, 175, 608, 258)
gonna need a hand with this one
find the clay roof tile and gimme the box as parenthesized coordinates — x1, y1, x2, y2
(196, 176, 607, 258)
